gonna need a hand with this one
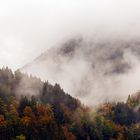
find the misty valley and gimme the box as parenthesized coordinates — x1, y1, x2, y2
(1, 0, 140, 139)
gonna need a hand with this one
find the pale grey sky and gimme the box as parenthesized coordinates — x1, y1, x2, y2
(0, 0, 140, 70)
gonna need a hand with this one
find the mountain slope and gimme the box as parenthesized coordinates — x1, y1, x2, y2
(22, 38, 140, 105)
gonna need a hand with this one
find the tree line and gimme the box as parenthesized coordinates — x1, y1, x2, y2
(0, 67, 140, 139)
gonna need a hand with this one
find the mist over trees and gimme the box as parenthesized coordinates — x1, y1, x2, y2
(22, 38, 140, 105)
(0, 67, 140, 139)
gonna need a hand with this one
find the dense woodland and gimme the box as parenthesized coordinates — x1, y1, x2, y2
(1, 67, 140, 139)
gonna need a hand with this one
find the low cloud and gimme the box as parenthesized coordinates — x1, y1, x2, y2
(21, 37, 140, 106)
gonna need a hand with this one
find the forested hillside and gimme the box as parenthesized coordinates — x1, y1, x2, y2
(1, 67, 140, 140)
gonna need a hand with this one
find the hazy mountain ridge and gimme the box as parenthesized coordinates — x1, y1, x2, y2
(22, 38, 140, 105)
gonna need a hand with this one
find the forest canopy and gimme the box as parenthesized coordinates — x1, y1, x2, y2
(0, 67, 140, 140)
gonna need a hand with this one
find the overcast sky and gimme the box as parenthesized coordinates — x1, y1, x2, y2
(1, 0, 140, 70)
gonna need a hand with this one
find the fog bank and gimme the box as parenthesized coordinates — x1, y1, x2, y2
(21, 37, 140, 105)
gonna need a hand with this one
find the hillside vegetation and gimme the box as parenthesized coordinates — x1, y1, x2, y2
(0, 67, 140, 140)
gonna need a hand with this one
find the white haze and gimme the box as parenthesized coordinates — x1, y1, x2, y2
(0, 0, 140, 69)
(1, 0, 140, 105)
(22, 38, 140, 105)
